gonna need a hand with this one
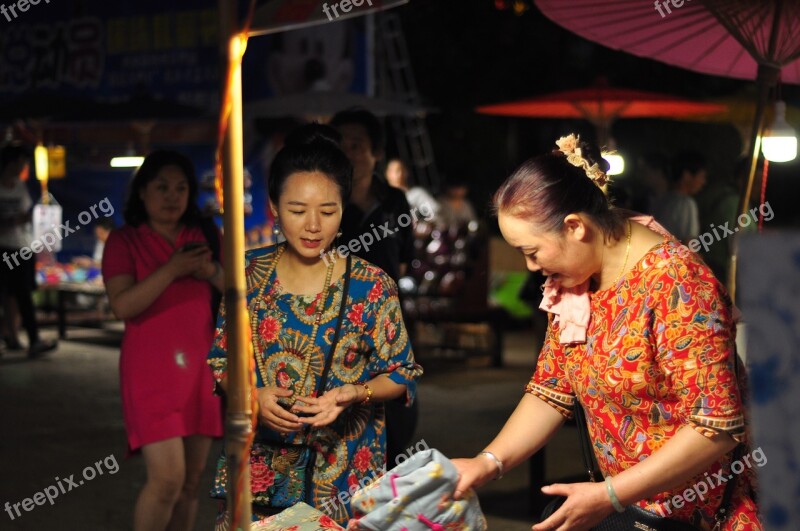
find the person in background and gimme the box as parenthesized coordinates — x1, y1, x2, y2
(102, 150, 224, 531)
(330, 108, 418, 469)
(0, 143, 58, 358)
(438, 180, 478, 229)
(635, 152, 670, 215)
(74, 218, 116, 268)
(695, 158, 755, 283)
(385, 158, 440, 216)
(92, 218, 115, 264)
(651, 151, 707, 243)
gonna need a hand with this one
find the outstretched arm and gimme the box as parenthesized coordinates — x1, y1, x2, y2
(452, 393, 565, 498)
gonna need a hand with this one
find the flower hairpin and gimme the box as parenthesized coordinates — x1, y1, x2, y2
(555, 133, 609, 188)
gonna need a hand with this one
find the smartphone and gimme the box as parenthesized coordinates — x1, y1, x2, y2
(179, 242, 208, 252)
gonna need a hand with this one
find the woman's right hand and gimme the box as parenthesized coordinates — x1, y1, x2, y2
(165, 246, 211, 279)
(451, 456, 501, 499)
(256, 387, 304, 435)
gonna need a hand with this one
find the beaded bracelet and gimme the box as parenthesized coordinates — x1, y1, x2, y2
(360, 383, 373, 405)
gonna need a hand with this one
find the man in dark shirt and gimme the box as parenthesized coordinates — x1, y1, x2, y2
(331, 109, 417, 467)
(331, 109, 414, 280)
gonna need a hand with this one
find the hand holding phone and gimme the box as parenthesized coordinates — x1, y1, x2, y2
(179, 242, 209, 252)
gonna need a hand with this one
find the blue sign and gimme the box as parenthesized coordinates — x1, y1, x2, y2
(0, 0, 220, 112)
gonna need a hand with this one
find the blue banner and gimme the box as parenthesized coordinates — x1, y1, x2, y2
(0, 0, 220, 112)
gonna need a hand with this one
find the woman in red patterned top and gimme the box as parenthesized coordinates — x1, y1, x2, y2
(453, 135, 761, 530)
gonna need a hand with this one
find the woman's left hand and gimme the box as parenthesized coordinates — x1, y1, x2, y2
(292, 384, 362, 428)
(532, 482, 615, 531)
(191, 254, 216, 281)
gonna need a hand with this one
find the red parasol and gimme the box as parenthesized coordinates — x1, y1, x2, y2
(534, 0, 800, 83)
(476, 81, 727, 145)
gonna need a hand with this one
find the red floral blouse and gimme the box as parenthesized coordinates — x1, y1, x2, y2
(527, 240, 761, 530)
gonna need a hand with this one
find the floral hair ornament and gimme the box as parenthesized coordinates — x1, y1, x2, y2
(555, 133, 609, 189)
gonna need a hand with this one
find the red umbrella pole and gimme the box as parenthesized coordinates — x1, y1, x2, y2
(727, 71, 782, 301)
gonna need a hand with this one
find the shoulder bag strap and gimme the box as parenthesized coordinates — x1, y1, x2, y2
(573, 402, 601, 482)
(303, 254, 352, 501)
(317, 254, 352, 394)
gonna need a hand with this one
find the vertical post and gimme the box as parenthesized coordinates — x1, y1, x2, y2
(727, 64, 779, 302)
(219, 1, 252, 528)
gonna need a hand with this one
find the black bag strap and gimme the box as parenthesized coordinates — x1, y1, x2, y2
(316, 254, 352, 396)
(573, 403, 601, 482)
(303, 254, 352, 501)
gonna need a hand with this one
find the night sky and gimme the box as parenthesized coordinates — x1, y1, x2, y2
(395, 0, 800, 227)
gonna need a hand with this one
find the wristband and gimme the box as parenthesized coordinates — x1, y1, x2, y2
(478, 451, 504, 480)
(605, 476, 626, 513)
(359, 383, 373, 405)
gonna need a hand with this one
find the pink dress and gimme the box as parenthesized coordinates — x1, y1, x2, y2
(102, 224, 222, 452)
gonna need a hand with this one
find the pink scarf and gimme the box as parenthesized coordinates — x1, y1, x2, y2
(539, 215, 672, 345)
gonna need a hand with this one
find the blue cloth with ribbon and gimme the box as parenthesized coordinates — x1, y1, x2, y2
(349, 448, 487, 531)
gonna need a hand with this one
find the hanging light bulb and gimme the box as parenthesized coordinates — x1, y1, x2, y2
(762, 101, 797, 163)
(602, 152, 625, 176)
(601, 138, 624, 176)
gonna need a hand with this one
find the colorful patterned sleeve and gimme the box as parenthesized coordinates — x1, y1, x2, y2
(364, 273, 423, 407)
(653, 257, 745, 442)
(206, 298, 229, 392)
(526, 316, 576, 418)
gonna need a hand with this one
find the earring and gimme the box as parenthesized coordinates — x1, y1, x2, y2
(273, 221, 281, 236)
(336, 230, 343, 238)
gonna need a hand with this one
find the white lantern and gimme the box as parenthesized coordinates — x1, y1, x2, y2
(762, 101, 797, 163)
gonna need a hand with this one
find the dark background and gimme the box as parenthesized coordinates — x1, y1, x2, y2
(395, 0, 800, 226)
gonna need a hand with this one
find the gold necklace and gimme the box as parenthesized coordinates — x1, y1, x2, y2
(612, 220, 632, 286)
(250, 244, 335, 406)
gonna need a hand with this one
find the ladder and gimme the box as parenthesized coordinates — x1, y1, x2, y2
(374, 11, 440, 192)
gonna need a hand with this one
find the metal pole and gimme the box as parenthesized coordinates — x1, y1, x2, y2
(219, 1, 252, 528)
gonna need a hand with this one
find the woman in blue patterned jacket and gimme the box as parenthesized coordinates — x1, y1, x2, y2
(208, 123, 422, 527)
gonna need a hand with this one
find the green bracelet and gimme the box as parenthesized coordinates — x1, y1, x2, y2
(605, 476, 625, 513)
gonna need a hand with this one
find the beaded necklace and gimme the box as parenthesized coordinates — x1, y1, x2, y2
(249, 244, 335, 406)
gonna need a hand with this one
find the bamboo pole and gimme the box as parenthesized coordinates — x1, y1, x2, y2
(219, 0, 252, 528)
(727, 74, 781, 302)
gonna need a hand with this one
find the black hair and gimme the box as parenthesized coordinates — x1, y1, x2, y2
(122, 150, 202, 227)
(268, 123, 352, 204)
(669, 151, 706, 184)
(493, 136, 625, 242)
(0, 144, 30, 174)
(330, 107, 384, 156)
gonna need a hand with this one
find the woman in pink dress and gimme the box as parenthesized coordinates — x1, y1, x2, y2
(103, 151, 224, 531)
